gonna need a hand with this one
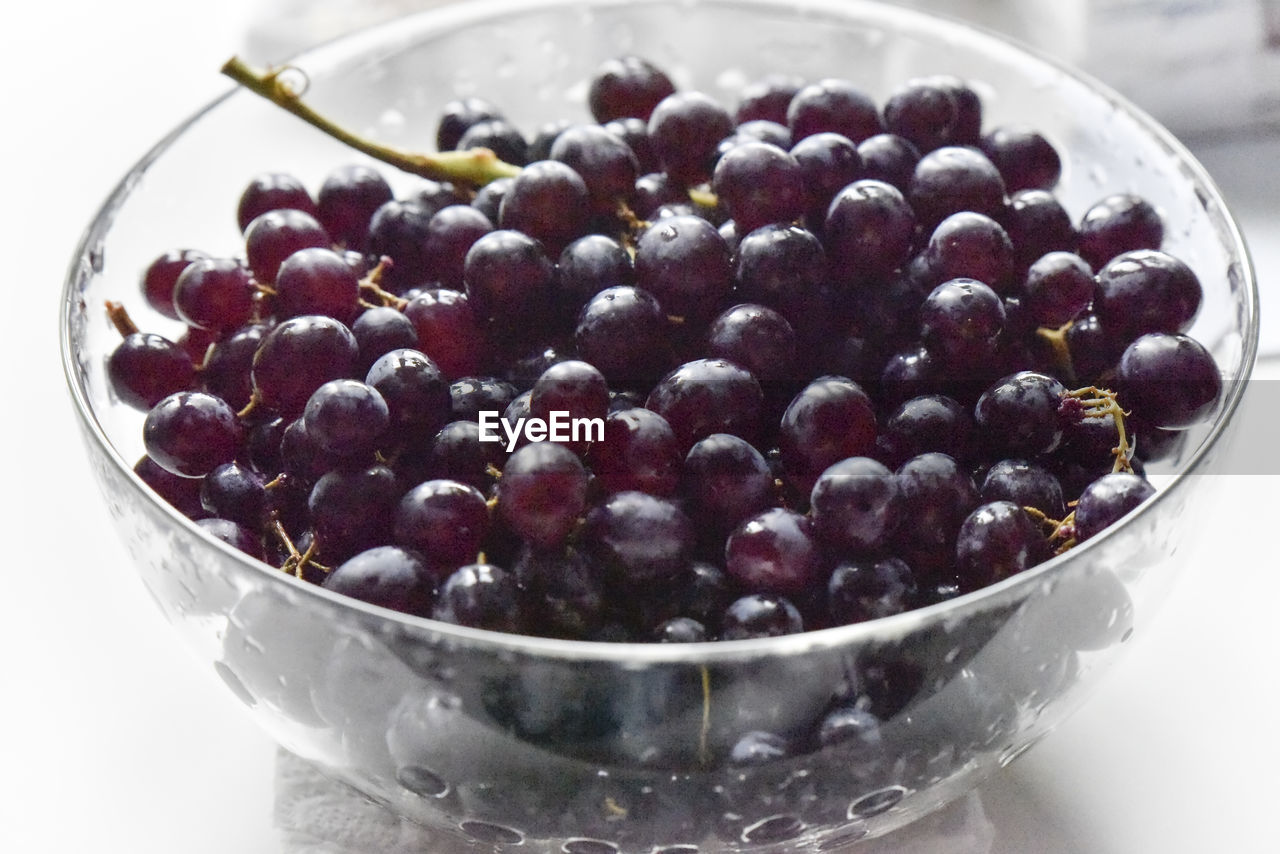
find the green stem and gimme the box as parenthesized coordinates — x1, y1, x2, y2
(220, 56, 522, 187)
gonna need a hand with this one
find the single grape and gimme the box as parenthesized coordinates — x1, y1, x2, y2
(352, 306, 419, 375)
(574, 286, 670, 386)
(402, 289, 486, 379)
(498, 442, 589, 549)
(878, 394, 972, 469)
(893, 452, 979, 558)
(433, 563, 522, 632)
(556, 234, 633, 312)
(828, 557, 918, 624)
(134, 454, 206, 519)
(980, 459, 1066, 519)
(778, 375, 877, 494)
(720, 594, 804, 639)
(200, 461, 269, 529)
(423, 420, 505, 493)
(143, 391, 243, 477)
(588, 407, 682, 496)
(274, 246, 359, 323)
(710, 141, 806, 234)
(1074, 472, 1156, 542)
(734, 223, 828, 331)
(647, 91, 736, 186)
(528, 359, 610, 452)
(919, 278, 1006, 367)
(141, 248, 207, 319)
(463, 228, 557, 329)
(394, 479, 489, 569)
(979, 125, 1061, 192)
(449, 376, 517, 422)
(457, 119, 529, 166)
(367, 200, 437, 293)
(856, 133, 920, 192)
(436, 96, 504, 151)
(724, 507, 821, 595)
(308, 464, 399, 562)
(1115, 333, 1221, 429)
(705, 303, 798, 384)
(883, 80, 959, 153)
(787, 78, 883, 143)
(654, 617, 708, 642)
(921, 74, 983, 144)
(824, 180, 916, 285)
(810, 457, 902, 553)
(1023, 251, 1094, 328)
(316, 164, 393, 251)
(498, 161, 591, 255)
(632, 171, 688, 218)
(924, 212, 1015, 293)
(1078, 193, 1163, 270)
(584, 490, 694, 585)
(602, 116, 660, 174)
(1000, 189, 1078, 269)
(682, 432, 775, 535)
(645, 358, 764, 451)
(365, 347, 452, 438)
(421, 204, 495, 291)
(955, 501, 1050, 590)
(735, 73, 804, 124)
(789, 131, 863, 224)
(196, 518, 265, 561)
(244, 208, 330, 284)
(908, 146, 1006, 230)
(323, 546, 434, 617)
(471, 176, 513, 225)
(252, 315, 358, 418)
(634, 214, 734, 323)
(301, 379, 389, 459)
(108, 332, 196, 410)
(236, 171, 316, 233)
(973, 371, 1067, 458)
(1094, 249, 1202, 344)
(172, 257, 255, 333)
(550, 124, 641, 216)
(588, 55, 676, 122)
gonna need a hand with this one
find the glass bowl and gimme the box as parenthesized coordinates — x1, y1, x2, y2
(61, 0, 1258, 850)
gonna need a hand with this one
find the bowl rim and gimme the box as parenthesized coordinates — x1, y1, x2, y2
(60, 0, 1261, 665)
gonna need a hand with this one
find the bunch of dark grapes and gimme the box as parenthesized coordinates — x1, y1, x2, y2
(110, 56, 1221, 644)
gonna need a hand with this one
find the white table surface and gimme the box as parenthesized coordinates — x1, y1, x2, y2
(2, 1, 1277, 851)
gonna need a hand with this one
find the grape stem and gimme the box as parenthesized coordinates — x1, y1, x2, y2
(220, 56, 523, 187)
(1064, 386, 1135, 474)
(105, 301, 139, 338)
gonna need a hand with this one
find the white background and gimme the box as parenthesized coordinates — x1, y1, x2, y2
(1, 1, 1277, 851)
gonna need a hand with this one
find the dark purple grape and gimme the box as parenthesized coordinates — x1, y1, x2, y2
(883, 80, 958, 153)
(787, 78, 883, 143)
(574, 285, 669, 386)
(433, 563, 522, 631)
(908, 146, 1006, 230)
(878, 394, 972, 469)
(550, 124, 640, 216)
(437, 96, 504, 151)
(279, 417, 341, 484)
(856, 133, 920, 192)
(274, 247, 359, 323)
(824, 180, 916, 284)
(367, 200, 436, 293)
(497, 162, 590, 257)
(924, 212, 1015, 293)
(720, 594, 803, 639)
(409, 179, 466, 214)
(141, 248, 206, 320)
(134, 455, 206, 519)
(734, 224, 828, 331)
(980, 459, 1066, 519)
(252, 315, 358, 418)
(647, 91, 735, 186)
(682, 432, 774, 535)
(457, 119, 529, 166)
(1065, 313, 1122, 386)
(108, 332, 195, 410)
(778, 376, 877, 494)
(301, 379, 389, 459)
(633, 215, 733, 322)
(919, 278, 1006, 368)
(589, 407, 682, 496)
(810, 457, 902, 553)
(710, 141, 806, 234)
(421, 204, 494, 291)
(645, 358, 764, 451)
(955, 501, 1050, 590)
(735, 74, 804, 125)
(706, 303, 798, 384)
(423, 420, 504, 492)
(1024, 251, 1094, 328)
(720, 119, 793, 153)
(200, 461, 269, 529)
(394, 479, 489, 569)
(1074, 472, 1155, 542)
(1094, 249, 1202, 344)
(1001, 189, 1078, 269)
(172, 257, 255, 333)
(365, 348, 451, 436)
(974, 371, 1068, 458)
(893, 452, 979, 559)
(196, 518, 264, 561)
(324, 546, 434, 616)
(513, 546, 606, 639)
(236, 172, 316, 233)
(880, 343, 940, 408)
(557, 234, 634, 313)
(244, 208, 330, 284)
(195, 323, 267, 411)
(654, 617, 707, 643)
(828, 557, 917, 624)
(1078, 193, 1163, 270)
(584, 490, 693, 585)
(316, 164, 393, 251)
(308, 464, 399, 561)
(498, 442, 588, 548)
(402, 289, 486, 379)
(588, 56, 676, 122)
(980, 125, 1061, 192)
(528, 118, 573, 161)
(143, 391, 243, 477)
(632, 171, 688, 218)
(1116, 333, 1221, 429)
(352, 306, 418, 375)
(789, 131, 863, 223)
(724, 507, 820, 595)
(528, 359, 609, 452)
